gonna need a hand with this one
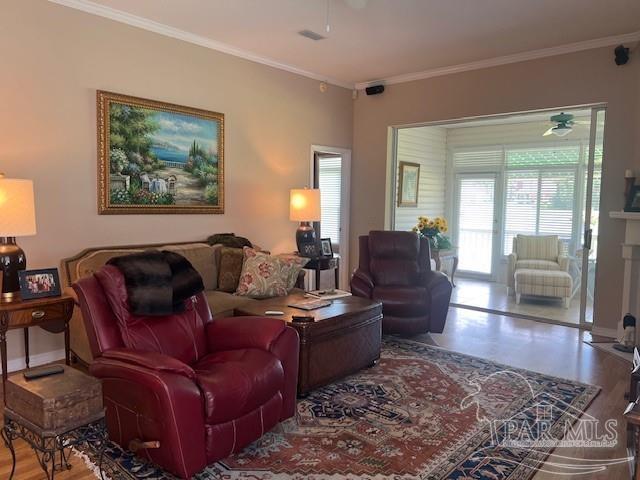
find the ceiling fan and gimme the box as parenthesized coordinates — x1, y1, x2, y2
(542, 112, 589, 137)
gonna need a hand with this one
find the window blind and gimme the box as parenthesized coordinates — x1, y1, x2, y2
(503, 169, 576, 255)
(318, 157, 342, 247)
(457, 176, 495, 274)
(453, 149, 502, 169)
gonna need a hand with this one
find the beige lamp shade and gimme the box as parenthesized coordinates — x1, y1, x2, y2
(0, 177, 37, 237)
(290, 188, 321, 222)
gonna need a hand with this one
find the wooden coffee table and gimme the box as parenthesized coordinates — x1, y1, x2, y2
(235, 292, 382, 396)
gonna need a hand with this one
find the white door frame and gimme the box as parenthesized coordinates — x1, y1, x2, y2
(310, 145, 352, 290)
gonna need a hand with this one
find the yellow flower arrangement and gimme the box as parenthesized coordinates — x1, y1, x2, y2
(412, 215, 451, 250)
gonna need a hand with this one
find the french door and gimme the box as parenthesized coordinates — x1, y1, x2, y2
(454, 173, 500, 279)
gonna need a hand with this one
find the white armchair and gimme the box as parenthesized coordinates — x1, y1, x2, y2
(507, 235, 569, 295)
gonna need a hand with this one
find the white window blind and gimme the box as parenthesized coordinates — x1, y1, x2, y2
(503, 145, 579, 254)
(453, 149, 502, 169)
(457, 176, 495, 274)
(318, 157, 342, 247)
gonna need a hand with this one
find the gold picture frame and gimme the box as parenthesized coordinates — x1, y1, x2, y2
(97, 90, 224, 214)
(397, 161, 420, 207)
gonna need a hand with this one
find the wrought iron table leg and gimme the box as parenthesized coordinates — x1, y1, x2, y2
(1, 426, 16, 480)
(97, 438, 107, 480)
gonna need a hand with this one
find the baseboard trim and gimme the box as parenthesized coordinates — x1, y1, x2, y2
(591, 326, 618, 340)
(7, 349, 66, 373)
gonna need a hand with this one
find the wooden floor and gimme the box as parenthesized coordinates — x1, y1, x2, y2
(0, 306, 632, 479)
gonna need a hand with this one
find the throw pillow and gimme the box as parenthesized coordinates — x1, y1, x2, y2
(276, 253, 309, 290)
(217, 247, 245, 292)
(236, 248, 308, 298)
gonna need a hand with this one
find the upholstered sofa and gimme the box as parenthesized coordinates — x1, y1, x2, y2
(61, 240, 301, 365)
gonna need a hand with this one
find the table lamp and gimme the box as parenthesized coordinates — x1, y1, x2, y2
(290, 188, 321, 256)
(0, 175, 37, 302)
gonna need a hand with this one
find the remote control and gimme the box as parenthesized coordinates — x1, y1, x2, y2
(292, 315, 314, 323)
(23, 365, 64, 380)
(265, 310, 284, 316)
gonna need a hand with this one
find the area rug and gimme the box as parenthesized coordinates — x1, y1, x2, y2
(74, 338, 600, 480)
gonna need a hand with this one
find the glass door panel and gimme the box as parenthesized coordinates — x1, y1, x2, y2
(580, 108, 605, 324)
(456, 174, 497, 276)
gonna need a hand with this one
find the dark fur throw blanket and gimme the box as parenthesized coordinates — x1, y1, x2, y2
(107, 250, 204, 316)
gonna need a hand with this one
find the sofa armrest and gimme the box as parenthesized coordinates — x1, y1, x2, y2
(206, 316, 288, 352)
(507, 253, 518, 290)
(422, 270, 452, 334)
(558, 255, 570, 272)
(90, 357, 206, 478)
(101, 348, 196, 380)
(351, 269, 374, 298)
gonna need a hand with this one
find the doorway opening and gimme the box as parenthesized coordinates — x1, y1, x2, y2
(311, 145, 351, 290)
(388, 107, 605, 328)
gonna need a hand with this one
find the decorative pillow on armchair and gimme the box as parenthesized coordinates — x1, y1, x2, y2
(236, 248, 308, 298)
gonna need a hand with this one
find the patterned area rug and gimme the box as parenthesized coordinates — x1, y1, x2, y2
(74, 338, 599, 479)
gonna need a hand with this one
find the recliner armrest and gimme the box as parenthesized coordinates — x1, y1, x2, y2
(207, 316, 287, 352)
(421, 270, 452, 334)
(101, 348, 196, 380)
(351, 269, 374, 298)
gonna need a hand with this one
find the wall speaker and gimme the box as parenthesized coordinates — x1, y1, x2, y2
(615, 45, 630, 66)
(365, 85, 385, 95)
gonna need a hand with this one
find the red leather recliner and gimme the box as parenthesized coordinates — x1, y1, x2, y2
(351, 231, 452, 335)
(73, 265, 299, 479)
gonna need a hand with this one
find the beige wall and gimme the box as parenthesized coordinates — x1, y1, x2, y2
(352, 46, 640, 335)
(1, 0, 353, 366)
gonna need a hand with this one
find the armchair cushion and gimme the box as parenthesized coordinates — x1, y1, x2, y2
(193, 349, 284, 424)
(95, 265, 208, 365)
(515, 259, 561, 271)
(515, 234, 559, 261)
(101, 348, 196, 380)
(206, 316, 287, 353)
(372, 286, 428, 316)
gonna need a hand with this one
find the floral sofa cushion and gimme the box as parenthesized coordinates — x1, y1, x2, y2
(236, 248, 308, 299)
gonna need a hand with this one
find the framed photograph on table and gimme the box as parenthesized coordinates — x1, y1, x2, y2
(397, 161, 420, 207)
(18, 268, 62, 300)
(320, 238, 334, 258)
(626, 185, 640, 212)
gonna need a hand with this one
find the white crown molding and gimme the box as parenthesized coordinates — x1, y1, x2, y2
(355, 30, 640, 90)
(48, 0, 354, 89)
(47, 0, 640, 93)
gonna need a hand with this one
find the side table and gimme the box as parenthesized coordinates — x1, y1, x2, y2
(2, 365, 107, 480)
(0, 295, 75, 401)
(432, 249, 458, 287)
(302, 256, 340, 290)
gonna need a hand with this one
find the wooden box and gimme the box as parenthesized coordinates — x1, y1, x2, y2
(6, 365, 103, 431)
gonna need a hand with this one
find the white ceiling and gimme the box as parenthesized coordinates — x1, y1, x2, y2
(54, 0, 640, 88)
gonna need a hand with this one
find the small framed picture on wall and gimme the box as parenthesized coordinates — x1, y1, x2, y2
(397, 161, 420, 207)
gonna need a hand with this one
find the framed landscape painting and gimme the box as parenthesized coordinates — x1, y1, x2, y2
(397, 161, 420, 207)
(97, 90, 224, 214)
